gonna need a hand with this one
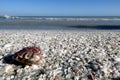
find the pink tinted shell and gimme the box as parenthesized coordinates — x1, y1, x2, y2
(13, 47, 44, 66)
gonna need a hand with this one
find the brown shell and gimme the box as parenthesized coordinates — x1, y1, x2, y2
(13, 47, 44, 66)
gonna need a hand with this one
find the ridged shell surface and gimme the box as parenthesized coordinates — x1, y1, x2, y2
(13, 47, 44, 65)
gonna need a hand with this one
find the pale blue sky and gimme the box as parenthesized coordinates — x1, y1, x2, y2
(0, 0, 120, 16)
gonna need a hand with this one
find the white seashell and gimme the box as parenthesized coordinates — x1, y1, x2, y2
(0, 56, 3, 59)
(115, 57, 120, 62)
(16, 69, 23, 76)
(0, 66, 5, 76)
(67, 67, 71, 73)
(76, 57, 80, 61)
(10, 75, 14, 79)
(42, 53, 46, 57)
(53, 67, 62, 78)
(24, 65, 30, 69)
(74, 76, 80, 80)
(64, 69, 67, 74)
(5, 65, 14, 74)
(66, 74, 71, 79)
(53, 70, 62, 77)
(3, 44, 12, 49)
(102, 67, 108, 74)
(38, 78, 44, 80)
(31, 65, 39, 70)
(38, 74, 46, 80)
(3, 44, 12, 52)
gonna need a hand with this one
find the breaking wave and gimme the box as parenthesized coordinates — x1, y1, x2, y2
(1, 16, 120, 21)
(0, 16, 120, 27)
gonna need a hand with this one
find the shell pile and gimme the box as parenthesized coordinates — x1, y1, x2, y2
(0, 31, 120, 80)
(12, 47, 44, 66)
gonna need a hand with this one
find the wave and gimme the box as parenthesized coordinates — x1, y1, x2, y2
(1, 16, 120, 26)
(1, 16, 120, 21)
(27, 17, 120, 21)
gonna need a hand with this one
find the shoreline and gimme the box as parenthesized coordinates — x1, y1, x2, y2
(1, 20, 120, 30)
(1, 21, 120, 26)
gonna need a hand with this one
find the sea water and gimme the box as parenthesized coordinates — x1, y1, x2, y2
(0, 16, 120, 30)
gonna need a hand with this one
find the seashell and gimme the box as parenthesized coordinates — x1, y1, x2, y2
(31, 65, 39, 70)
(114, 57, 120, 62)
(3, 44, 12, 49)
(3, 43, 12, 52)
(5, 65, 14, 74)
(13, 47, 44, 66)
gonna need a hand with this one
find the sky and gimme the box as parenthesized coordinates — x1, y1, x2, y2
(0, 0, 120, 16)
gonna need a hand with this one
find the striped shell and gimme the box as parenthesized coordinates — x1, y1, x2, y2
(13, 47, 44, 66)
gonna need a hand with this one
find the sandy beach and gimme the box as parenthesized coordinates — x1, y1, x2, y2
(0, 30, 120, 80)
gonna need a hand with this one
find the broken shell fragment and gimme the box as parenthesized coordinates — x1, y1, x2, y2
(13, 47, 44, 66)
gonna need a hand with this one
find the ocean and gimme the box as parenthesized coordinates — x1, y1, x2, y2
(0, 16, 120, 30)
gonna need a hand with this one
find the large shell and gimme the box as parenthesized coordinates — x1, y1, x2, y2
(13, 47, 44, 66)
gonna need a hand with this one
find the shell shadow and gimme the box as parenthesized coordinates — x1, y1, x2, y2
(2, 53, 25, 67)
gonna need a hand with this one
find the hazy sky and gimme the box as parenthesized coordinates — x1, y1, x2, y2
(0, 0, 120, 16)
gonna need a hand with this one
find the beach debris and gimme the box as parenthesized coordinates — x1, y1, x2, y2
(12, 47, 44, 66)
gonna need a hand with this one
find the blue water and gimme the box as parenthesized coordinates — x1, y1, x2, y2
(0, 16, 120, 30)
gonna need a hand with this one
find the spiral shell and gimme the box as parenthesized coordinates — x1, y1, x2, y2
(13, 47, 44, 66)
